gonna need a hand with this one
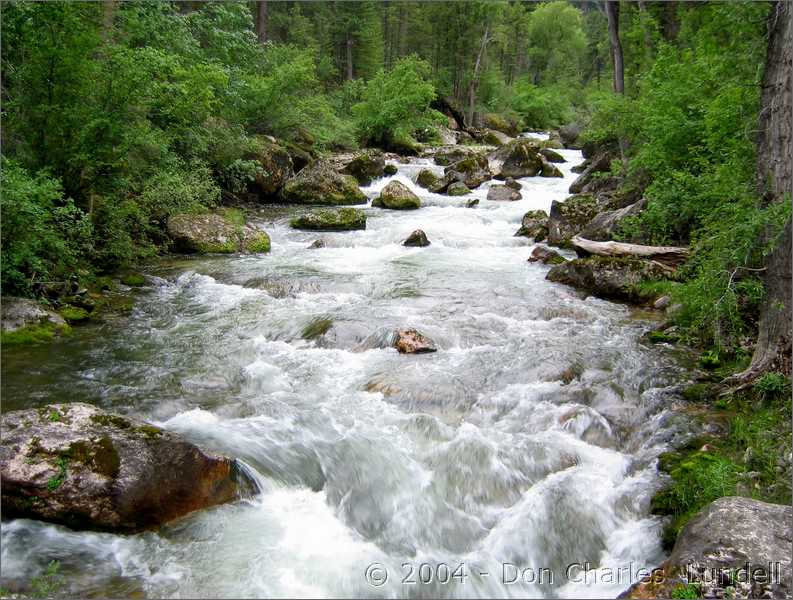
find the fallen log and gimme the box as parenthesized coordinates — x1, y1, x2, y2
(570, 236, 690, 267)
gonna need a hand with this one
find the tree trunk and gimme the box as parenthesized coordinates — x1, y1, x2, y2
(101, 0, 117, 43)
(255, 0, 268, 45)
(398, 3, 408, 58)
(571, 236, 690, 268)
(345, 32, 354, 80)
(605, 1, 624, 95)
(467, 24, 490, 127)
(730, 1, 792, 384)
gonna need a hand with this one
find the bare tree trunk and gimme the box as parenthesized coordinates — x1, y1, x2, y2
(101, 0, 117, 43)
(255, 0, 268, 44)
(729, 1, 792, 384)
(467, 24, 490, 127)
(605, 1, 624, 95)
(383, 0, 391, 69)
(345, 32, 354, 80)
(397, 3, 408, 58)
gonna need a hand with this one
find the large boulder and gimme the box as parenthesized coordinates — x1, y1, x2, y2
(0, 403, 249, 532)
(341, 149, 385, 185)
(444, 154, 491, 188)
(483, 113, 519, 136)
(539, 157, 563, 178)
(167, 212, 270, 254)
(433, 146, 486, 167)
(479, 128, 512, 146)
(416, 169, 440, 190)
(290, 208, 366, 231)
(249, 138, 294, 196)
(620, 497, 792, 599)
(280, 160, 367, 205)
(490, 139, 544, 179)
(558, 123, 582, 149)
(579, 198, 647, 241)
(540, 147, 566, 163)
(546, 256, 669, 303)
(547, 194, 602, 247)
(372, 181, 421, 210)
(569, 149, 614, 194)
(1, 297, 69, 345)
(487, 184, 521, 202)
(515, 210, 549, 240)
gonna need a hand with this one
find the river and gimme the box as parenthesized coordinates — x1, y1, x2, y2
(1, 140, 692, 598)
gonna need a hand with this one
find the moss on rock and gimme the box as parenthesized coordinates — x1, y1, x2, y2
(290, 208, 366, 231)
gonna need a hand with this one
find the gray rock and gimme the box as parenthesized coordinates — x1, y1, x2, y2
(547, 194, 602, 246)
(546, 257, 670, 303)
(654, 295, 672, 310)
(539, 147, 566, 163)
(0, 403, 250, 532)
(490, 139, 543, 179)
(280, 160, 367, 205)
(569, 149, 614, 194)
(465, 199, 479, 208)
(515, 210, 549, 240)
(341, 149, 386, 185)
(446, 181, 471, 196)
(487, 184, 522, 202)
(167, 213, 270, 254)
(504, 177, 522, 190)
(579, 198, 647, 241)
(539, 157, 564, 178)
(528, 246, 566, 265)
(667, 497, 792, 599)
(372, 180, 421, 209)
(1, 297, 66, 334)
(444, 154, 491, 188)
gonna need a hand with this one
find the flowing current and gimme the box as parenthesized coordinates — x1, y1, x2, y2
(1, 141, 692, 598)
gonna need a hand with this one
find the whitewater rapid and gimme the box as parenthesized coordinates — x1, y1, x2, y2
(0, 141, 690, 598)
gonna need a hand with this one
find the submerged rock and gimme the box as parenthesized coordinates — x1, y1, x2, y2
(487, 184, 522, 202)
(403, 230, 430, 247)
(393, 329, 437, 354)
(515, 210, 549, 240)
(372, 181, 421, 210)
(308, 239, 326, 249)
(290, 208, 366, 231)
(528, 246, 566, 265)
(465, 198, 480, 208)
(167, 212, 270, 254)
(0, 403, 249, 532)
(546, 256, 669, 303)
(341, 149, 386, 185)
(280, 160, 367, 205)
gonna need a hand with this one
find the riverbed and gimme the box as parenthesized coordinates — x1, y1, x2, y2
(1, 142, 691, 598)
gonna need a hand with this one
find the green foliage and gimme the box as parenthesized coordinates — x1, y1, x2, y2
(753, 373, 792, 402)
(0, 159, 92, 296)
(510, 80, 573, 129)
(525, 1, 587, 85)
(353, 56, 445, 148)
(47, 457, 69, 491)
(671, 583, 701, 600)
(0, 322, 70, 346)
(30, 561, 64, 599)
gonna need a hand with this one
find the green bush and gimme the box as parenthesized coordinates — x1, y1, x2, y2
(0, 159, 92, 296)
(353, 56, 445, 149)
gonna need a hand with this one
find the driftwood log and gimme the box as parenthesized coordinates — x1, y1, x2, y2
(570, 236, 690, 267)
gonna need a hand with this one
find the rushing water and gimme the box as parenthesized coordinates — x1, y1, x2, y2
(1, 141, 693, 598)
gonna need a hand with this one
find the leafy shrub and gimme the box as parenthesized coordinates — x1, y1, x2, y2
(510, 79, 574, 129)
(1, 159, 92, 296)
(353, 56, 445, 148)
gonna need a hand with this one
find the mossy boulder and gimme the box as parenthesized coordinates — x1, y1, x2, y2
(120, 273, 146, 287)
(0, 403, 251, 532)
(384, 164, 398, 176)
(280, 160, 367, 205)
(58, 305, 91, 324)
(290, 208, 366, 231)
(479, 128, 511, 146)
(546, 256, 669, 303)
(433, 147, 485, 167)
(539, 157, 564, 178)
(372, 181, 421, 210)
(167, 212, 271, 254)
(490, 139, 544, 179)
(1, 297, 70, 346)
(528, 246, 566, 265)
(444, 154, 491, 188)
(341, 149, 386, 185)
(248, 138, 294, 197)
(483, 113, 518, 136)
(515, 210, 549, 239)
(417, 169, 440, 190)
(446, 181, 471, 196)
(540, 147, 566, 163)
(546, 194, 601, 247)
